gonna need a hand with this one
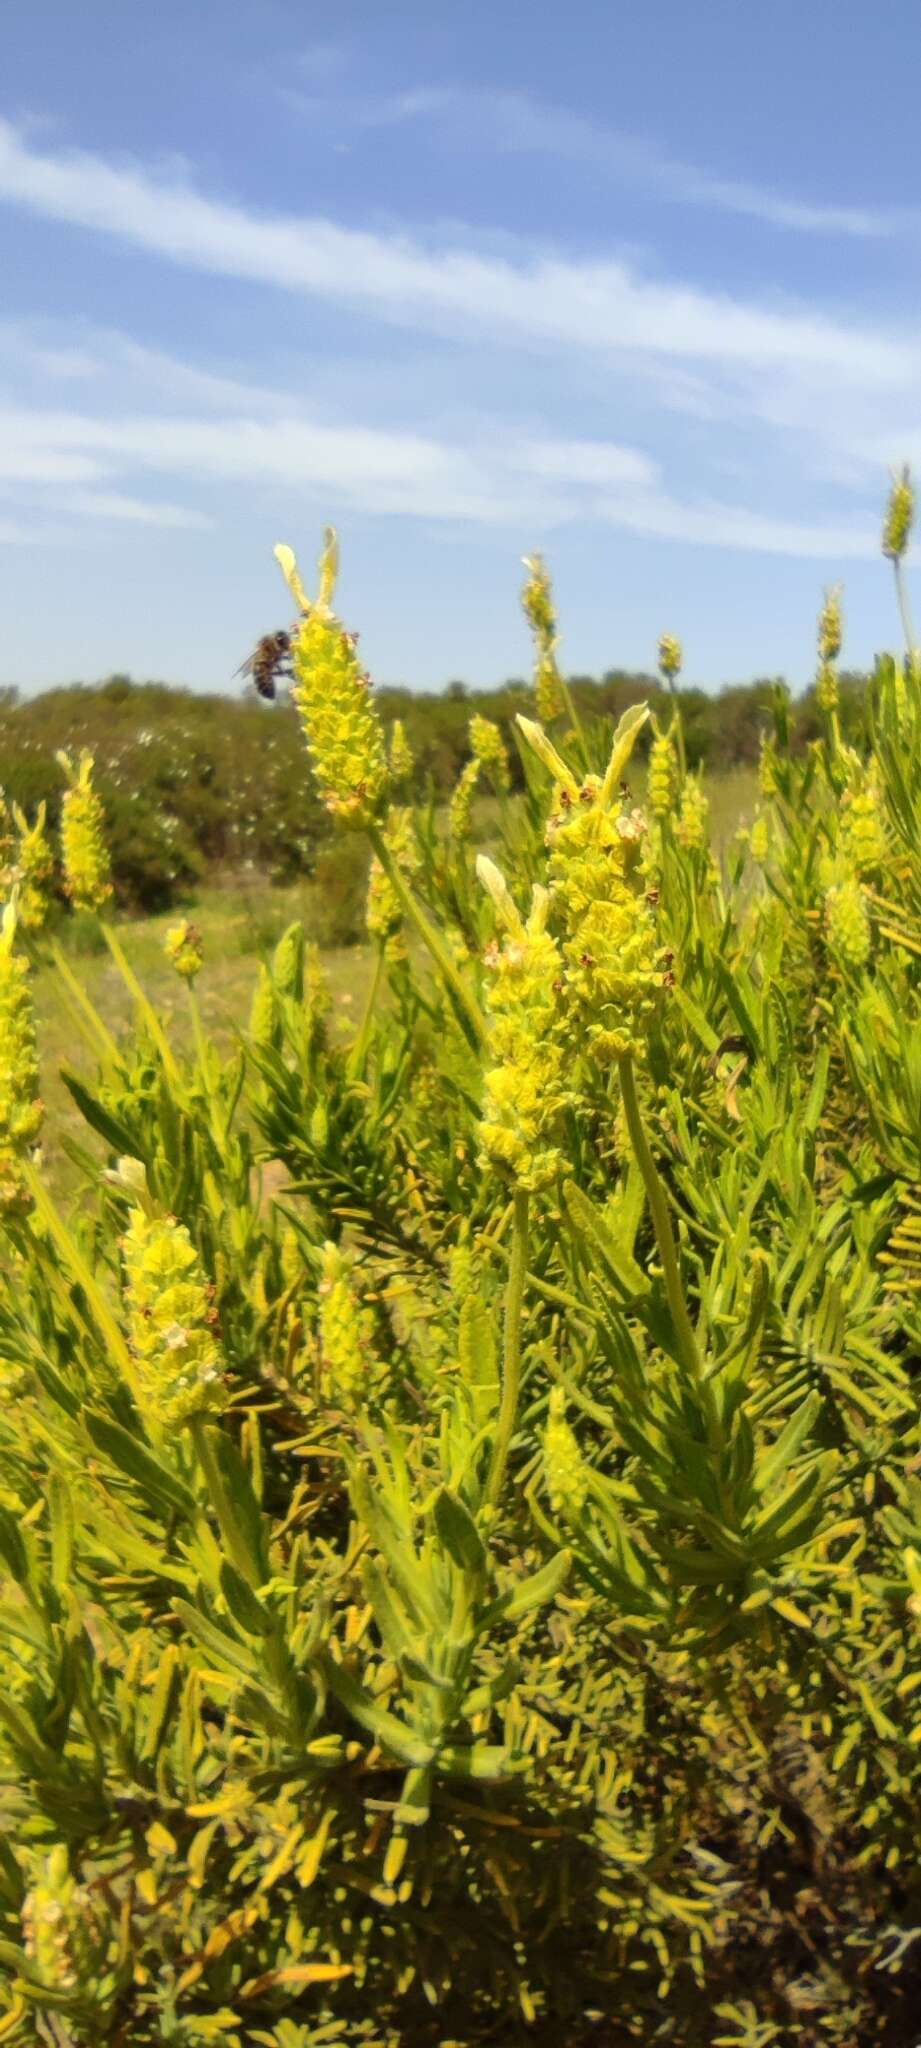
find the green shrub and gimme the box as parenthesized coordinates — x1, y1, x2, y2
(1, 493, 921, 2046)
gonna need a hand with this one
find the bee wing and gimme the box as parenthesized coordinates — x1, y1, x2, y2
(232, 653, 256, 680)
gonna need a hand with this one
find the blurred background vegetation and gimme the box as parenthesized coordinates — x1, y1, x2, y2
(0, 662, 871, 921)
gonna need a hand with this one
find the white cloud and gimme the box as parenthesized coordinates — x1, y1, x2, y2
(0, 118, 910, 390)
(58, 489, 213, 528)
(294, 82, 901, 240)
(0, 399, 876, 557)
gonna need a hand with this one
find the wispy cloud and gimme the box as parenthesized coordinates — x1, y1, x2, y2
(0, 118, 909, 390)
(0, 396, 877, 557)
(292, 82, 900, 241)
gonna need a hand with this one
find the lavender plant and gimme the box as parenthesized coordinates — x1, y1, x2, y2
(0, 488, 921, 2046)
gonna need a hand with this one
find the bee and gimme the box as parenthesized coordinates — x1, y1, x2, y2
(234, 629, 293, 701)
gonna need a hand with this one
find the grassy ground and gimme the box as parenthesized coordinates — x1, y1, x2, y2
(33, 878, 374, 1191)
(32, 769, 758, 1191)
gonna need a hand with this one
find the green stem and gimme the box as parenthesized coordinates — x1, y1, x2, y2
(560, 675, 586, 751)
(348, 944, 385, 1079)
(616, 1052, 703, 1388)
(484, 1189, 530, 1509)
(669, 691, 687, 780)
(368, 824, 485, 1051)
(190, 1417, 261, 1589)
(894, 557, 917, 662)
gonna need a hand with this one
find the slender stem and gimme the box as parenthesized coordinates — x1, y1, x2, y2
(894, 558, 917, 662)
(348, 944, 385, 1078)
(616, 1052, 702, 1387)
(560, 675, 586, 751)
(190, 1417, 261, 1589)
(368, 823, 485, 1051)
(484, 1188, 530, 1510)
(669, 689, 687, 780)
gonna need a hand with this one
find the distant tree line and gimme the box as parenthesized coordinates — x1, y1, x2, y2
(0, 666, 873, 912)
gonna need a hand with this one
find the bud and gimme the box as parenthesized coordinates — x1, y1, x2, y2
(469, 714, 511, 792)
(0, 793, 14, 898)
(675, 775, 710, 852)
(882, 466, 915, 561)
(825, 875, 871, 970)
(318, 1240, 370, 1400)
(522, 554, 564, 721)
(249, 964, 279, 1048)
(388, 718, 414, 786)
(122, 1210, 226, 1430)
(276, 534, 389, 826)
(0, 901, 43, 1211)
(840, 783, 885, 875)
(10, 802, 54, 932)
(749, 813, 770, 864)
(817, 586, 843, 666)
(273, 921, 305, 999)
(22, 1845, 108, 1997)
(57, 750, 112, 913)
(449, 759, 480, 842)
(816, 664, 839, 713)
(366, 806, 419, 957)
(647, 730, 677, 819)
(164, 919, 203, 983)
(658, 633, 682, 683)
(478, 867, 567, 1190)
(758, 739, 778, 799)
(544, 1388, 588, 1516)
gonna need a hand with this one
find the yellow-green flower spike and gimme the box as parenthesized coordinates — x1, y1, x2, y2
(544, 1388, 588, 1516)
(840, 781, 885, 874)
(275, 533, 388, 826)
(21, 1846, 106, 1996)
(749, 813, 770, 864)
(0, 793, 15, 900)
(449, 758, 480, 841)
(521, 553, 564, 721)
(318, 1240, 370, 1400)
(658, 633, 683, 683)
(818, 586, 843, 666)
(122, 1209, 226, 1431)
(249, 963, 279, 1048)
(816, 664, 839, 713)
(388, 718, 414, 785)
(675, 774, 710, 852)
(758, 739, 778, 798)
(469, 714, 511, 792)
(825, 875, 871, 970)
(647, 729, 678, 818)
(11, 801, 54, 932)
(56, 749, 113, 912)
(164, 919, 203, 982)
(0, 901, 43, 1211)
(366, 805, 419, 958)
(520, 709, 663, 1066)
(882, 466, 915, 560)
(478, 866, 568, 1190)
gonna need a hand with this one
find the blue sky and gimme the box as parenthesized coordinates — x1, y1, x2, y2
(1, 0, 920, 696)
